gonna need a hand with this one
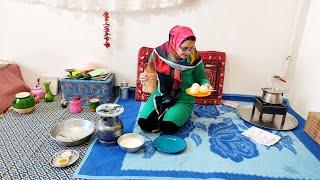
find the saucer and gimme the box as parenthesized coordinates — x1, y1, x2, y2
(154, 135, 186, 154)
(50, 149, 79, 168)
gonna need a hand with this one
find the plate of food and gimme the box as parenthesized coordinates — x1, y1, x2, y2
(50, 149, 79, 168)
(186, 83, 213, 97)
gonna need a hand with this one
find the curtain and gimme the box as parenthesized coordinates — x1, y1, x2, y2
(24, 0, 184, 12)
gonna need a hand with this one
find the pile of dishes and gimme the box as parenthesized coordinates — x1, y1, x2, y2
(64, 68, 111, 81)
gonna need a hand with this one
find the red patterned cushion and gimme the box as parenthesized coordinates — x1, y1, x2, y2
(135, 47, 226, 105)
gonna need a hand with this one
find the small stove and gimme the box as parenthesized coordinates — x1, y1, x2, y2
(251, 96, 288, 128)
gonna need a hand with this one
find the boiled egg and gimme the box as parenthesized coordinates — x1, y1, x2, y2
(55, 150, 72, 167)
(199, 85, 209, 94)
(191, 83, 200, 89)
(190, 86, 199, 94)
(56, 157, 69, 167)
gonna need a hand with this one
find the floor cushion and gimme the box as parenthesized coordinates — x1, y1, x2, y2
(0, 64, 30, 113)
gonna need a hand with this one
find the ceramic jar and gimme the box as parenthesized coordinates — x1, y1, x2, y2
(69, 97, 82, 113)
(31, 87, 45, 103)
(12, 92, 35, 114)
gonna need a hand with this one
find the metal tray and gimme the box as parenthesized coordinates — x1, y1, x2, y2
(49, 118, 95, 146)
(236, 105, 298, 131)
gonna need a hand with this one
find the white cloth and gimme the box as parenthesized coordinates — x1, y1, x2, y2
(242, 127, 281, 146)
(23, 0, 184, 12)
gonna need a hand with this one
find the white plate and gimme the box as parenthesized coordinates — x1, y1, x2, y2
(50, 149, 79, 168)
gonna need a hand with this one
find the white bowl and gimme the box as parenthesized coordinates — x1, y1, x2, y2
(117, 133, 145, 153)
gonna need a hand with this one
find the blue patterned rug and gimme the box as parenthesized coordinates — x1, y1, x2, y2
(74, 95, 320, 180)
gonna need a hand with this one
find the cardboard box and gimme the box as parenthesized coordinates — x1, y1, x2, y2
(304, 112, 320, 144)
(60, 73, 115, 106)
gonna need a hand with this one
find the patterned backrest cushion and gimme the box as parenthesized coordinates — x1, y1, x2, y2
(135, 47, 226, 105)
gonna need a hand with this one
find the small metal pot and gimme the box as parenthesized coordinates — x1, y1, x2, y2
(261, 88, 285, 104)
(95, 104, 125, 144)
(95, 117, 123, 144)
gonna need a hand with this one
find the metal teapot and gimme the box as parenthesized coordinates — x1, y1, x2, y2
(95, 103, 124, 144)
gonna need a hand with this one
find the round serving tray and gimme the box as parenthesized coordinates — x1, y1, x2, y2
(236, 105, 298, 131)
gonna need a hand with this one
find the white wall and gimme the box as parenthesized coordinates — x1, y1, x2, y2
(0, 0, 298, 95)
(287, 0, 320, 117)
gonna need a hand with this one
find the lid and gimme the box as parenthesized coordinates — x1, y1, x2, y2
(89, 98, 99, 103)
(70, 96, 81, 104)
(96, 103, 124, 117)
(15, 92, 31, 98)
(121, 80, 129, 87)
(262, 88, 286, 94)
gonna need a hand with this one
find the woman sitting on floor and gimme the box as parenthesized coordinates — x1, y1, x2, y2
(138, 25, 213, 134)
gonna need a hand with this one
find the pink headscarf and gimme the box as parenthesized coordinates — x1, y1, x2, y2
(169, 25, 196, 51)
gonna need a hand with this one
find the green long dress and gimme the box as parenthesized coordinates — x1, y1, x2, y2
(139, 61, 209, 127)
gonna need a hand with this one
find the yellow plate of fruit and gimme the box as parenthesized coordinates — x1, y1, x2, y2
(186, 83, 212, 97)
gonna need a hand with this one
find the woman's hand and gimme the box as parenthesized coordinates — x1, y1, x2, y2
(203, 83, 216, 92)
(139, 72, 148, 83)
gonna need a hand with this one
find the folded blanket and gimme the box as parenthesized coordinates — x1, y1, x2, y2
(0, 64, 30, 113)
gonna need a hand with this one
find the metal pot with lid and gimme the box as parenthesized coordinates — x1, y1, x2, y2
(95, 103, 124, 144)
(261, 88, 286, 104)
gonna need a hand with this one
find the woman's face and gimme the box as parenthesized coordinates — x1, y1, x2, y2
(176, 40, 196, 59)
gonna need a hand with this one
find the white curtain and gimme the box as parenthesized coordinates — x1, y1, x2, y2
(23, 0, 184, 12)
